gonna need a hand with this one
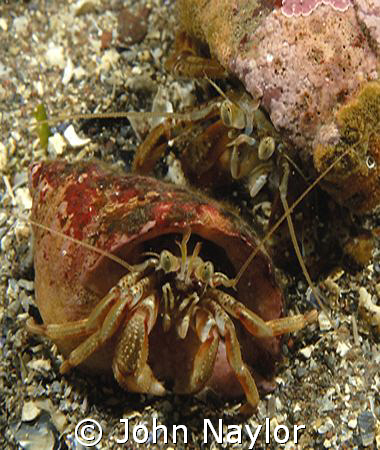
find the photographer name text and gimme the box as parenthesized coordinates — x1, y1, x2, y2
(75, 417, 305, 447)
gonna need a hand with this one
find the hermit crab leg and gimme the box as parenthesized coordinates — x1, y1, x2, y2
(165, 31, 226, 79)
(27, 270, 145, 340)
(176, 307, 219, 393)
(266, 310, 318, 336)
(162, 282, 174, 332)
(209, 289, 317, 337)
(60, 330, 103, 374)
(209, 289, 273, 338)
(26, 317, 92, 341)
(177, 292, 200, 339)
(205, 299, 260, 411)
(58, 273, 157, 373)
(112, 294, 165, 395)
(132, 100, 221, 174)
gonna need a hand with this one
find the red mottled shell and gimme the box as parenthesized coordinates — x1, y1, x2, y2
(29, 159, 283, 393)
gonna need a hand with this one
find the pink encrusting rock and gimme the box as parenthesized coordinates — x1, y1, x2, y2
(177, 0, 380, 212)
(281, 0, 351, 17)
(234, 5, 378, 150)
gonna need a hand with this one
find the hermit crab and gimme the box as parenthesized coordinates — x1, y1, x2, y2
(134, 0, 380, 213)
(26, 159, 316, 412)
(132, 65, 280, 199)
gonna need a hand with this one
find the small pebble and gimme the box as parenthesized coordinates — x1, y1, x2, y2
(358, 411, 375, 446)
(48, 133, 66, 157)
(336, 341, 351, 357)
(22, 401, 41, 422)
(118, 7, 149, 45)
(299, 345, 313, 358)
(45, 45, 65, 68)
(62, 57, 74, 85)
(73, 0, 99, 16)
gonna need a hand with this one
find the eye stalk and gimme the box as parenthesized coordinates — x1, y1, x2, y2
(158, 250, 180, 273)
(258, 136, 275, 160)
(220, 100, 246, 130)
(195, 261, 214, 284)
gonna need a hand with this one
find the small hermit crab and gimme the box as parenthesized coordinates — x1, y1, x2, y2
(169, 0, 380, 213)
(26, 159, 316, 413)
(132, 66, 282, 199)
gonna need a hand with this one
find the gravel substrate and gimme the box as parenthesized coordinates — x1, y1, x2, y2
(1, 1, 380, 449)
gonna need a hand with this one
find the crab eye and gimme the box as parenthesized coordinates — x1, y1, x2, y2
(196, 261, 214, 284)
(221, 102, 232, 126)
(258, 136, 275, 160)
(159, 250, 176, 273)
(221, 100, 246, 130)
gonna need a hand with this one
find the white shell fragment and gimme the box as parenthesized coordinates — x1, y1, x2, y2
(317, 417, 335, 434)
(44, 45, 65, 68)
(14, 420, 55, 450)
(0, 142, 8, 171)
(48, 133, 67, 157)
(318, 310, 333, 331)
(15, 187, 32, 210)
(150, 86, 174, 128)
(27, 358, 52, 372)
(63, 125, 91, 148)
(336, 341, 351, 357)
(62, 57, 74, 85)
(358, 286, 380, 332)
(299, 345, 314, 359)
(0, 18, 8, 31)
(34, 399, 68, 433)
(22, 401, 41, 422)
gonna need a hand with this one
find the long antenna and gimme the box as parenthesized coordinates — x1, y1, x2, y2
(17, 215, 134, 272)
(233, 148, 351, 286)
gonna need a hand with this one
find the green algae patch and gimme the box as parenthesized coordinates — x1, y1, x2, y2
(34, 104, 52, 150)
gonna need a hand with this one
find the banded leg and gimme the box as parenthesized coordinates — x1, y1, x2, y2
(165, 31, 226, 79)
(210, 289, 273, 338)
(206, 299, 259, 413)
(112, 294, 165, 395)
(132, 120, 173, 174)
(176, 307, 219, 394)
(266, 309, 318, 336)
(210, 288, 318, 338)
(26, 270, 144, 340)
(54, 274, 155, 374)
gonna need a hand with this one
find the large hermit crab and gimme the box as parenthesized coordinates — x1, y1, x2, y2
(26, 159, 316, 412)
